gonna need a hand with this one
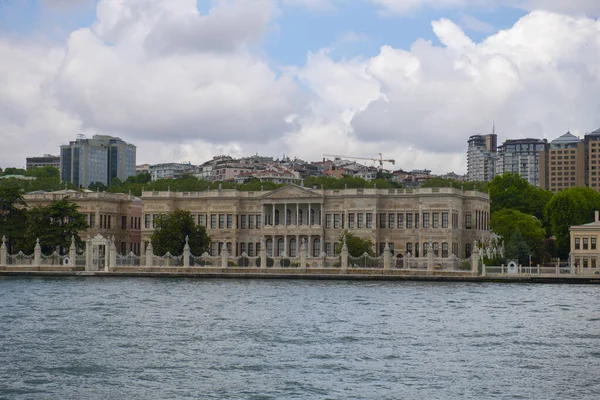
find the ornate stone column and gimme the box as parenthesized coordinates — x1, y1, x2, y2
(427, 238, 434, 272)
(146, 239, 154, 268)
(183, 235, 190, 268)
(383, 240, 391, 271)
(34, 238, 41, 267)
(109, 237, 117, 272)
(299, 238, 307, 272)
(221, 246, 228, 268)
(260, 236, 267, 271)
(272, 204, 276, 225)
(69, 236, 76, 267)
(0, 236, 7, 267)
(341, 235, 348, 273)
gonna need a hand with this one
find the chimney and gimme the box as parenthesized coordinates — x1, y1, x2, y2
(596, 211, 599, 223)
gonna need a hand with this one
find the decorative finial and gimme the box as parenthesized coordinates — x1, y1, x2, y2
(185, 235, 189, 245)
(343, 235, 347, 245)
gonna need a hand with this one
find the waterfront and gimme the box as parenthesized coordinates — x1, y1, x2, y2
(1, 278, 599, 399)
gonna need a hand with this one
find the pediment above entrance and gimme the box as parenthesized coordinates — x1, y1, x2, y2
(260, 184, 322, 200)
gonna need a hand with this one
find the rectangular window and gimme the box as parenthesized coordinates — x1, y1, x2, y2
(397, 213, 404, 228)
(452, 243, 458, 257)
(432, 213, 439, 228)
(122, 216, 127, 229)
(466, 243, 472, 258)
(107, 215, 111, 229)
(227, 214, 233, 229)
(575, 238, 580, 250)
(357, 213, 364, 228)
(414, 213, 419, 229)
(366, 213, 373, 228)
(256, 215, 262, 229)
(583, 259, 588, 268)
(334, 242, 340, 255)
(334, 214, 340, 229)
(249, 215, 254, 229)
(240, 243, 246, 255)
(388, 213, 395, 229)
(218, 214, 225, 229)
(423, 213, 429, 228)
(210, 214, 217, 229)
(592, 238, 597, 250)
(465, 213, 472, 229)
(583, 238, 589, 250)
(152, 214, 158, 228)
(442, 212, 449, 228)
(241, 215, 247, 229)
(379, 213, 386, 229)
(406, 213, 413, 228)
(325, 242, 331, 256)
(326, 214, 332, 229)
(415, 242, 420, 257)
(198, 214, 205, 227)
(442, 242, 448, 258)
(90, 214, 96, 228)
(348, 213, 355, 228)
(406, 242, 413, 255)
(593, 258, 597, 269)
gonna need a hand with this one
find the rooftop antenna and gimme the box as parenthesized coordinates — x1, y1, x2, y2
(492, 120, 496, 135)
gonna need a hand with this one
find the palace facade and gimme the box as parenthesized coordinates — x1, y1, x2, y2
(141, 185, 491, 260)
(23, 190, 142, 255)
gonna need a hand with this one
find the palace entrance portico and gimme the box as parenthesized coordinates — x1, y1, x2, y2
(260, 185, 326, 258)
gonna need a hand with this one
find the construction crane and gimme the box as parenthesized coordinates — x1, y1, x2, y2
(323, 153, 396, 170)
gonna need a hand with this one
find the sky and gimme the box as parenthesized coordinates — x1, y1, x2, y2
(1, 0, 600, 174)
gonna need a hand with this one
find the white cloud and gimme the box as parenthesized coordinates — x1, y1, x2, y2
(2, 1, 600, 177)
(460, 13, 494, 33)
(371, 0, 600, 17)
(292, 11, 600, 173)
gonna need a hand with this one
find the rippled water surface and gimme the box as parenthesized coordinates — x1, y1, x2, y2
(1, 277, 599, 399)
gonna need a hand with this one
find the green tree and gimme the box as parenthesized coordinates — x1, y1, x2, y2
(89, 181, 108, 192)
(338, 231, 375, 257)
(0, 184, 27, 254)
(490, 209, 545, 262)
(504, 230, 532, 265)
(125, 172, 151, 184)
(488, 173, 552, 220)
(1, 167, 26, 176)
(25, 166, 60, 179)
(151, 210, 210, 256)
(545, 187, 600, 258)
(22, 198, 89, 254)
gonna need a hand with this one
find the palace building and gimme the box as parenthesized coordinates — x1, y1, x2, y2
(23, 190, 142, 255)
(141, 184, 491, 261)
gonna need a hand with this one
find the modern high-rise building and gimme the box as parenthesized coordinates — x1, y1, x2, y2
(60, 135, 136, 188)
(26, 154, 60, 170)
(585, 127, 600, 192)
(539, 132, 585, 192)
(495, 138, 548, 187)
(466, 133, 497, 182)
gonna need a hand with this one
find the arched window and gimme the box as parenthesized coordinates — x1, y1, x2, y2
(226, 242, 233, 256)
(290, 238, 297, 257)
(298, 209, 304, 225)
(313, 238, 321, 257)
(266, 238, 273, 257)
(415, 242, 420, 258)
(274, 209, 280, 225)
(423, 242, 429, 256)
(432, 242, 439, 257)
(286, 209, 292, 226)
(248, 242, 253, 257)
(277, 238, 285, 257)
(441, 242, 448, 258)
(310, 208, 315, 225)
